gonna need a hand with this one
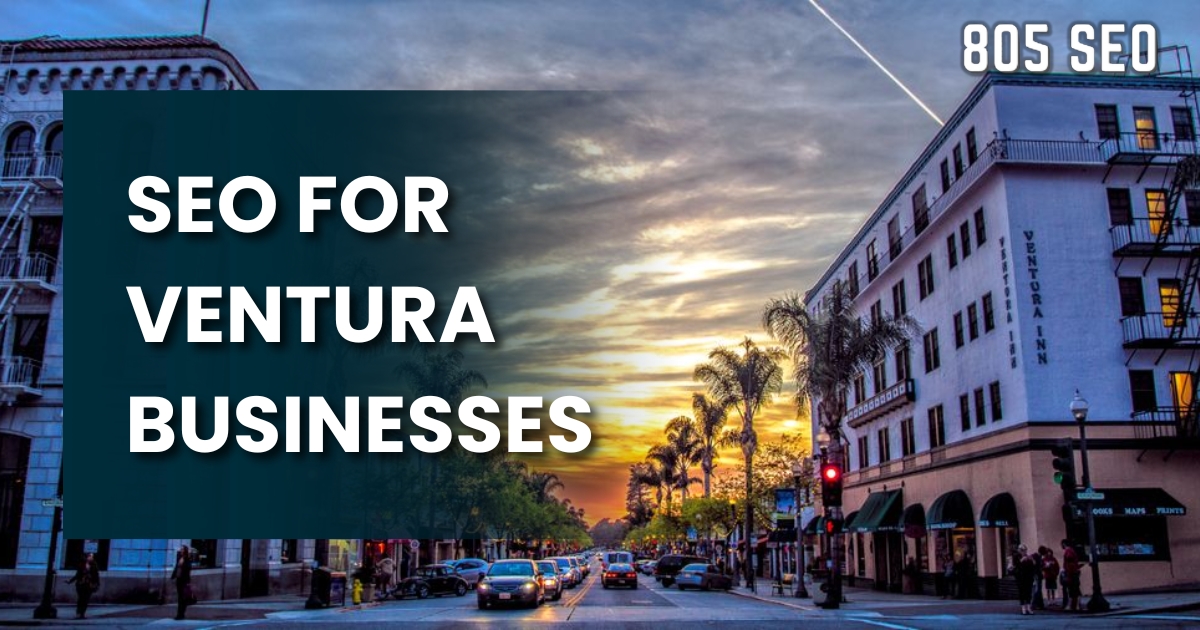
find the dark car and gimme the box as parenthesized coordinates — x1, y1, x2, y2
(477, 559, 545, 609)
(393, 564, 469, 599)
(674, 563, 732, 591)
(653, 554, 707, 587)
(536, 560, 565, 601)
(601, 562, 638, 589)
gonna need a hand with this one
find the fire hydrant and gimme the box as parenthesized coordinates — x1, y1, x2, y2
(352, 578, 363, 605)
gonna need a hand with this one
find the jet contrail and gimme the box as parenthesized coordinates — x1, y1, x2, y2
(807, 0, 944, 126)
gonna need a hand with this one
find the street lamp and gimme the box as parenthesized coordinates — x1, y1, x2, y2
(1070, 390, 1109, 613)
(791, 460, 809, 598)
(728, 499, 740, 586)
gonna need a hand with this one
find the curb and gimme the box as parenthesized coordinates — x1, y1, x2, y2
(726, 587, 814, 611)
(1097, 600, 1200, 617)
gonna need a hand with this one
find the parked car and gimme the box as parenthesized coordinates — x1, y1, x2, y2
(674, 563, 732, 591)
(477, 559, 545, 609)
(653, 554, 707, 587)
(601, 562, 638, 589)
(568, 557, 585, 580)
(548, 556, 580, 588)
(536, 560, 564, 601)
(572, 555, 589, 578)
(448, 558, 489, 587)
(393, 564, 469, 599)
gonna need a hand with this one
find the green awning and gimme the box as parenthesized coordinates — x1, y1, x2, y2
(979, 493, 1017, 528)
(842, 510, 861, 531)
(848, 490, 902, 533)
(902, 503, 926, 538)
(928, 490, 974, 530)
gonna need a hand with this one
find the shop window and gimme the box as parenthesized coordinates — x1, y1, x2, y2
(1095, 104, 1119, 140)
(1172, 106, 1196, 142)
(191, 539, 220, 568)
(1094, 517, 1170, 561)
(1107, 188, 1133, 226)
(927, 405, 946, 448)
(1134, 106, 1159, 150)
(64, 540, 110, 571)
(0, 433, 30, 569)
(281, 539, 299, 563)
(1129, 370, 1157, 412)
(1118, 277, 1145, 317)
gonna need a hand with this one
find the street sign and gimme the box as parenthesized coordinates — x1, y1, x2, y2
(409, 539, 420, 551)
(41, 497, 63, 508)
(1076, 491, 1105, 501)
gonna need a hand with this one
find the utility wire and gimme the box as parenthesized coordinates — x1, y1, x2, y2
(807, 0, 944, 126)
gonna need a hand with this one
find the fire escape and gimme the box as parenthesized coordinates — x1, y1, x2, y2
(1112, 46, 1200, 445)
(0, 40, 62, 402)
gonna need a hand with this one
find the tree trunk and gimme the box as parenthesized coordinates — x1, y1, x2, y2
(743, 451, 755, 589)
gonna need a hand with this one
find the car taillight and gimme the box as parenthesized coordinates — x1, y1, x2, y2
(624, 573, 635, 578)
(605, 572, 616, 578)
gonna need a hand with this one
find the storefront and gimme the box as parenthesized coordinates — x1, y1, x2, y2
(845, 489, 903, 592)
(928, 490, 977, 598)
(978, 492, 1019, 598)
(1078, 489, 1186, 562)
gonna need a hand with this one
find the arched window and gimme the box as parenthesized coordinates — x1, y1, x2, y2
(43, 125, 62, 180)
(3, 125, 35, 178)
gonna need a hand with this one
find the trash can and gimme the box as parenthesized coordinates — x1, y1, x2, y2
(306, 566, 332, 609)
(810, 570, 830, 606)
(330, 572, 347, 607)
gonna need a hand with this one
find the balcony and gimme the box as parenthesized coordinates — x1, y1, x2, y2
(1104, 132, 1199, 167)
(1112, 219, 1200, 257)
(1121, 313, 1200, 348)
(0, 356, 42, 399)
(0, 252, 60, 291)
(1132, 407, 1200, 442)
(1, 152, 63, 191)
(846, 379, 915, 429)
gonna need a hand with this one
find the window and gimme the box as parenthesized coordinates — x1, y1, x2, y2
(872, 359, 887, 394)
(191, 539, 220, 568)
(894, 344, 911, 382)
(64, 540, 110, 571)
(974, 208, 987, 244)
(888, 216, 903, 260)
(1107, 188, 1133, 226)
(891, 279, 908, 316)
(989, 381, 1003, 421)
(1134, 106, 1159, 150)
(947, 233, 958, 269)
(923, 328, 940, 372)
(966, 127, 978, 164)
(2, 125, 35, 179)
(857, 435, 870, 470)
(952, 144, 964, 178)
(1170, 371, 1195, 417)
(959, 221, 972, 258)
(1129, 370, 1157, 412)
(967, 303, 980, 340)
(853, 373, 866, 405)
(917, 255, 935, 300)
(43, 125, 63, 181)
(1147, 189, 1170, 237)
(1095, 104, 1119, 140)
(900, 417, 916, 457)
(867, 240, 880, 280)
(940, 159, 951, 193)
(928, 405, 946, 448)
(1159, 279, 1182, 328)
(877, 427, 892, 462)
(847, 261, 860, 299)
(870, 299, 883, 326)
(281, 539, 300, 563)
(1094, 517, 1171, 562)
(953, 312, 965, 348)
(1172, 106, 1196, 142)
(982, 292, 996, 331)
(1187, 191, 1200, 227)
(0, 434, 30, 569)
(974, 388, 986, 428)
(912, 184, 930, 235)
(959, 394, 971, 431)
(1118, 277, 1146, 317)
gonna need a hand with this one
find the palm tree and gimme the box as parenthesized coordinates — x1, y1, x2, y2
(691, 393, 729, 497)
(646, 443, 682, 516)
(526, 470, 565, 504)
(628, 461, 663, 521)
(694, 337, 784, 588)
(664, 416, 702, 502)
(762, 283, 916, 607)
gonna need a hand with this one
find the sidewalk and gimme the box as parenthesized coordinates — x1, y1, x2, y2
(729, 582, 1200, 618)
(0, 594, 312, 626)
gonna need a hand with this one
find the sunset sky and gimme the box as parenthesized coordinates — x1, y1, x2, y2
(13, 0, 1200, 525)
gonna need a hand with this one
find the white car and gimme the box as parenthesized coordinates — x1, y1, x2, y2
(448, 558, 489, 587)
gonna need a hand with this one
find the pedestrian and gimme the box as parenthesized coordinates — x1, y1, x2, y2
(376, 553, 395, 596)
(1030, 546, 1045, 610)
(1042, 548, 1060, 605)
(1011, 545, 1037, 615)
(1061, 539, 1083, 612)
(67, 552, 100, 619)
(954, 551, 969, 599)
(170, 545, 193, 620)
(940, 553, 955, 599)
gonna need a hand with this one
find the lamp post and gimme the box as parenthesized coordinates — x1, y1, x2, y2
(1071, 391, 1109, 613)
(791, 460, 809, 598)
(728, 499, 740, 586)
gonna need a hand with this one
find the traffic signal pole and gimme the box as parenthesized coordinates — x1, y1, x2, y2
(1076, 418, 1110, 613)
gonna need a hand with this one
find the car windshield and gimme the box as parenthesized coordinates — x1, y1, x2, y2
(488, 562, 534, 577)
(681, 563, 708, 572)
(537, 562, 557, 574)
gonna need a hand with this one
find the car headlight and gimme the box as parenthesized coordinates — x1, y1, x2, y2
(521, 582, 536, 592)
(477, 582, 490, 591)
(546, 578, 557, 586)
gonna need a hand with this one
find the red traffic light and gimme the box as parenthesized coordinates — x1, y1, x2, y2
(821, 464, 841, 482)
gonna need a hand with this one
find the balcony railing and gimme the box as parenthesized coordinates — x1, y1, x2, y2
(0, 355, 41, 394)
(1111, 219, 1200, 256)
(1103, 132, 1200, 164)
(846, 379, 915, 428)
(1132, 407, 1200, 441)
(1121, 312, 1200, 347)
(0, 252, 59, 288)
(1, 152, 63, 185)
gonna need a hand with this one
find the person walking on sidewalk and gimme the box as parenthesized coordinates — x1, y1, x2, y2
(171, 545, 193, 620)
(1011, 545, 1037, 615)
(1042, 548, 1060, 606)
(67, 552, 100, 619)
(939, 554, 955, 599)
(1030, 547, 1045, 610)
(1061, 539, 1082, 612)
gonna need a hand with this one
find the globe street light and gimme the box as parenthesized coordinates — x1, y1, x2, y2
(1071, 390, 1109, 613)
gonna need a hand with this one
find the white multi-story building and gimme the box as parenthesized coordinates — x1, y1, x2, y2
(805, 66, 1200, 597)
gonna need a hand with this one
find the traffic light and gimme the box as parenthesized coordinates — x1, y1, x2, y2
(824, 518, 841, 535)
(1050, 438, 1077, 494)
(820, 461, 843, 507)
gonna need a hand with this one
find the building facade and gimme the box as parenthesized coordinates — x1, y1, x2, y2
(805, 69, 1200, 598)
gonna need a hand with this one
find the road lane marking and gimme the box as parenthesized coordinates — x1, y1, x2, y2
(852, 619, 919, 630)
